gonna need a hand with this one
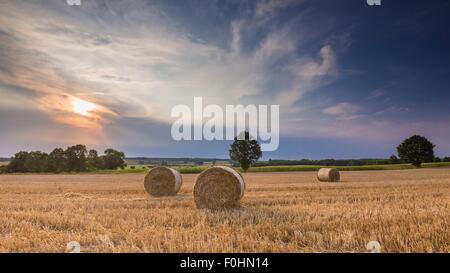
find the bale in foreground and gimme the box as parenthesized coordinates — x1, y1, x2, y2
(317, 168, 340, 182)
(194, 166, 245, 210)
(144, 167, 182, 196)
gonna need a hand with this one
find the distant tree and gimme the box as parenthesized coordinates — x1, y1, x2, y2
(348, 160, 357, 166)
(87, 149, 101, 170)
(24, 151, 49, 173)
(443, 157, 450, 163)
(397, 135, 435, 167)
(229, 131, 262, 172)
(102, 148, 126, 170)
(6, 151, 29, 173)
(388, 155, 400, 164)
(434, 157, 442, 163)
(65, 144, 88, 172)
(48, 148, 67, 173)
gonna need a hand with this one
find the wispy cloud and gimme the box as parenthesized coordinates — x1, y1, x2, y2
(323, 102, 360, 116)
(367, 88, 385, 100)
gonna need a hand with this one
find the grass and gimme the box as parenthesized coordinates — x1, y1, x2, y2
(3, 162, 450, 175)
(0, 168, 449, 252)
(243, 162, 450, 173)
(101, 162, 450, 174)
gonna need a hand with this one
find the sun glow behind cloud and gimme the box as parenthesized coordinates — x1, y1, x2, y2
(32, 93, 118, 130)
(72, 97, 97, 116)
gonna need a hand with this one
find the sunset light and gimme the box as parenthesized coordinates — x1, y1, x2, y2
(72, 97, 97, 116)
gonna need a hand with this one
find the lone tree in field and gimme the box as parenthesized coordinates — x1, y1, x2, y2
(397, 135, 435, 167)
(229, 131, 262, 172)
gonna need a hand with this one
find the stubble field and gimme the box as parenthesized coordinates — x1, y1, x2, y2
(0, 168, 449, 253)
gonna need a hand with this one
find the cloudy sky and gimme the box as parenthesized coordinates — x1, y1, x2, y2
(1, 0, 450, 159)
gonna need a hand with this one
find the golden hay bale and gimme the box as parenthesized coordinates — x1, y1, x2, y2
(144, 167, 182, 197)
(317, 168, 340, 182)
(194, 166, 245, 210)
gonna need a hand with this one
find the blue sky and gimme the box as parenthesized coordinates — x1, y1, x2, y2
(0, 0, 450, 159)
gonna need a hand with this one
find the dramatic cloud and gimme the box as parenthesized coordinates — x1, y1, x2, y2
(0, 0, 337, 128)
(1, 0, 449, 158)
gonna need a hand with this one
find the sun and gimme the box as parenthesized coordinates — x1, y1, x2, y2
(72, 97, 97, 116)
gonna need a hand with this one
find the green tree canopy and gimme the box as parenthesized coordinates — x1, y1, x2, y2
(65, 144, 88, 172)
(397, 135, 435, 167)
(102, 148, 126, 170)
(7, 151, 29, 173)
(229, 131, 262, 172)
(48, 148, 67, 173)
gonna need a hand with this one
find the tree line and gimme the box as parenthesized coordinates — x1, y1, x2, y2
(252, 156, 450, 168)
(229, 133, 448, 170)
(0, 145, 126, 173)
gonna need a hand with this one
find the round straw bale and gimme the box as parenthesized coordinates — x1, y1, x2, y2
(317, 168, 340, 182)
(144, 167, 182, 196)
(194, 166, 245, 210)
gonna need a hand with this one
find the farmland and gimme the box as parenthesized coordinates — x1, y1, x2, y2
(99, 162, 450, 174)
(0, 168, 449, 253)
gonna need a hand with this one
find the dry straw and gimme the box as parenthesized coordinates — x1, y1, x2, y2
(144, 166, 183, 196)
(194, 166, 245, 210)
(317, 168, 340, 182)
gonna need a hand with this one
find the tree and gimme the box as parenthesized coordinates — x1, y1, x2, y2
(24, 151, 49, 173)
(6, 151, 29, 173)
(48, 148, 67, 173)
(388, 155, 400, 164)
(397, 135, 435, 167)
(443, 157, 450, 163)
(87, 149, 101, 170)
(65, 144, 88, 172)
(102, 148, 126, 170)
(229, 131, 262, 172)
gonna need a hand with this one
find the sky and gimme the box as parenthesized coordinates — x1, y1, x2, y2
(1, 0, 450, 159)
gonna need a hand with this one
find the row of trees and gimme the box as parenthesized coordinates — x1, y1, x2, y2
(2, 145, 126, 173)
(229, 133, 445, 171)
(0, 135, 443, 173)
